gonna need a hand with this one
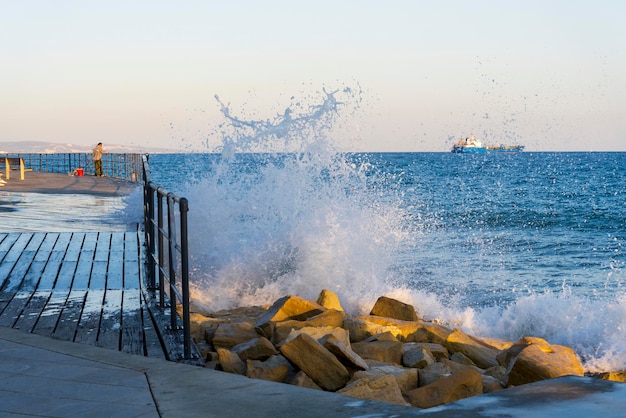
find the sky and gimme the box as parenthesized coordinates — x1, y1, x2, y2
(1, 0, 625, 152)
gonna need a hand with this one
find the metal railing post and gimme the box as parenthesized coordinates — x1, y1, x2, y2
(167, 193, 178, 332)
(146, 185, 156, 289)
(179, 197, 191, 359)
(157, 193, 165, 307)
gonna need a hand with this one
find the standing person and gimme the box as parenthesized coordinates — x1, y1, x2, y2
(92, 142, 107, 176)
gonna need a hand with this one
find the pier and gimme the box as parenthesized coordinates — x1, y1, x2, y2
(0, 154, 196, 362)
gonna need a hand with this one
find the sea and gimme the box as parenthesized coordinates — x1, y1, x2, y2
(135, 91, 626, 374)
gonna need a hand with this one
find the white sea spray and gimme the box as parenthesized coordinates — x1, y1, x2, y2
(184, 87, 410, 314)
(178, 87, 626, 373)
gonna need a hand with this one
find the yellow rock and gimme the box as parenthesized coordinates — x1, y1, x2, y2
(316, 289, 344, 311)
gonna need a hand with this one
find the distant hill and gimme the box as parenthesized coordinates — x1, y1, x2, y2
(0, 141, 179, 154)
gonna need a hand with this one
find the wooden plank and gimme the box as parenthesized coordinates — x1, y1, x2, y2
(110, 232, 125, 251)
(52, 232, 72, 252)
(1, 246, 40, 293)
(36, 251, 64, 290)
(141, 291, 166, 360)
(53, 289, 87, 342)
(107, 255, 124, 289)
(72, 256, 93, 290)
(1, 233, 46, 296)
(0, 233, 33, 287)
(0, 292, 31, 327)
(0, 233, 20, 263)
(124, 259, 140, 290)
(36, 233, 71, 290)
(145, 299, 185, 361)
(82, 232, 98, 253)
(12, 290, 52, 333)
(96, 289, 123, 350)
(54, 260, 77, 290)
(24, 233, 45, 252)
(74, 289, 104, 346)
(124, 231, 141, 289)
(8, 233, 60, 330)
(0, 233, 40, 314)
(94, 233, 111, 261)
(124, 232, 139, 261)
(120, 289, 145, 355)
(32, 289, 69, 337)
(20, 260, 46, 291)
(63, 232, 85, 262)
(89, 260, 108, 289)
(107, 233, 125, 289)
(33, 233, 59, 262)
(1, 233, 32, 262)
(72, 232, 97, 289)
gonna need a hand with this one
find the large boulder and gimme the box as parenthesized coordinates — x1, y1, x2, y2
(212, 322, 260, 349)
(188, 312, 219, 341)
(405, 321, 454, 345)
(246, 355, 292, 382)
(363, 331, 400, 342)
(481, 374, 506, 393)
(352, 365, 418, 396)
(316, 289, 344, 311)
(407, 369, 483, 408)
(343, 317, 403, 342)
(357, 315, 422, 340)
(255, 295, 326, 338)
(284, 326, 350, 348)
(287, 370, 323, 390)
(402, 345, 436, 369)
(279, 333, 350, 391)
(231, 336, 278, 361)
(351, 340, 404, 364)
(418, 362, 452, 387)
(443, 329, 499, 369)
(450, 352, 477, 366)
(338, 373, 409, 406)
(322, 334, 369, 371)
(504, 337, 584, 386)
(216, 348, 246, 375)
(272, 309, 346, 345)
(439, 358, 485, 375)
(370, 296, 419, 322)
(403, 342, 449, 361)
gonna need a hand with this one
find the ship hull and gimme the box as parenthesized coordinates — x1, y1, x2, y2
(451, 146, 524, 154)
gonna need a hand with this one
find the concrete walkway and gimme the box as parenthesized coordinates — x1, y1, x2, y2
(0, 326, 422, 417)
(2, 326, 626, 418)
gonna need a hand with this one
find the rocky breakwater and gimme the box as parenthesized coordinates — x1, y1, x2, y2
(189, 290, 588, 409)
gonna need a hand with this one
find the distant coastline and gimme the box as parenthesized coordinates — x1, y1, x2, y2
(0, 140, 180, 154)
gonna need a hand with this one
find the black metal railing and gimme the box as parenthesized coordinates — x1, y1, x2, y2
(142, 154, 194, 360)
(3, 152, 143, 182)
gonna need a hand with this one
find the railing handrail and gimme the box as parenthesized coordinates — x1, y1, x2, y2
(3, 152, 143, 182)
(142, 154, 194, 360)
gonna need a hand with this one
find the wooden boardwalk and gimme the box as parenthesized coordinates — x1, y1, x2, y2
(0, 231, 168, 359)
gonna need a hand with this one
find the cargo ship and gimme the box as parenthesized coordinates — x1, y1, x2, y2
(451, 134, 524, 154)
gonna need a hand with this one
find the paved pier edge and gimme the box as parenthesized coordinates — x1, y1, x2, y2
(0, 326, 420, 417)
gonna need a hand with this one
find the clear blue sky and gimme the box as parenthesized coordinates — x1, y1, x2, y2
(1, 1, 624, 151)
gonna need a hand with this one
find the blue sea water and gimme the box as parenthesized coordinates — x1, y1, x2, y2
(144, 90, 625, 373)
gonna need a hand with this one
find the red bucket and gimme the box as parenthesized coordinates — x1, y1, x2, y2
(75, 168, 84, 176)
